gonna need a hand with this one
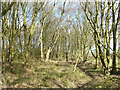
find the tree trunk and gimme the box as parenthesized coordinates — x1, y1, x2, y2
(2, 17, 5, 63)
(40, 21, 44, 61)
(111, 2, 117, 73)
(46, 48, 51, 61)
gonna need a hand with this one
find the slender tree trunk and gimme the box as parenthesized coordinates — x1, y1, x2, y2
(96, 1, 106, 69)
(83, 44, 86, 62)
(112, 2, 117, 73)
(40, 20, 44, 61)
(2, 17, 5, 63)
(58, 36, 61, 60)
(10, 4, 16, 63)
(66, 52, 68, 62)
(95, 45, 98, 68)
(106, 2, 111, 69)
(46, 35, 59, 61)
(56, 45, 58, 59)
(46, 48, 51, 61)
(112, 28, 117, 72)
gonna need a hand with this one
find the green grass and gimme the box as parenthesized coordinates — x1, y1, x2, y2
(2, 59, 120, 88)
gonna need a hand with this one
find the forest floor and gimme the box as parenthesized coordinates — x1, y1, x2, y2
(0, 58, 2, 89)
(2, 59, 120, 88)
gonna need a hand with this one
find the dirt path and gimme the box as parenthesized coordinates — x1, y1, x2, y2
(2, 59, 120, 88)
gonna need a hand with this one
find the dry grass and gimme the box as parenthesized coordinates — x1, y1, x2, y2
(2, 59, 120, 88)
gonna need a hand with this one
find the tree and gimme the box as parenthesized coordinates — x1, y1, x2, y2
(80, 1, 119, 74)
(1, 2, 14, 17)
(111, 1, 120, 74)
